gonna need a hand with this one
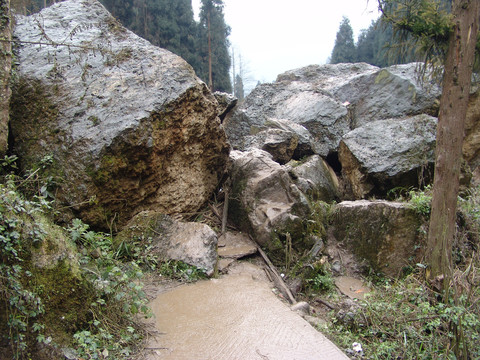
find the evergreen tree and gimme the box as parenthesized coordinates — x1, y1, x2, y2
(330, 17, 357, 64)
(234, 74, 244, 101)
(197, 0, 231, 92)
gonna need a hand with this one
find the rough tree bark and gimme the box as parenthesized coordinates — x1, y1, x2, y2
(426, 0, 479, 279)
(0, 0, 11, 157)
(207, 7, 213, 90)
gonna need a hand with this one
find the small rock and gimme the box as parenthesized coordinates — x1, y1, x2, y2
(331, 260, 342, 274)
(291, 301, 310, 316)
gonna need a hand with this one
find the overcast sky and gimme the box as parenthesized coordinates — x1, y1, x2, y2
(192, 0, 381, 90)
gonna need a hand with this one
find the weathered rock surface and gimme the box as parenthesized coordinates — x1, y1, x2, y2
(224, 63, 441, 159)
(245, 128, 299, 164)
(339, 114, 437, 199)
(229, 149, 310, 258)
(224, 77, 349, 158)
(329, 200, 424, 277)
(117, 211, 218, 276)
(10, 0, 229, 228)
(328, 63, 441, 127)
(214, 91, 237, 121)
(287, 155, 340, 202)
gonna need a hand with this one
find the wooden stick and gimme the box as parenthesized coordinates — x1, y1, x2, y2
(256, 245, 296, 304)
(221, 187, 229, 235)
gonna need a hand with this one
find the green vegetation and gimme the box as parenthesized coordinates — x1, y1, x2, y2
(326, 270, 480, 359)
(330, 17, 357, 64)
(158, 259, 207, 282)
(331, 0, 456, 67)
(318, 186, 480, 359)
(0, 160, 152, 359)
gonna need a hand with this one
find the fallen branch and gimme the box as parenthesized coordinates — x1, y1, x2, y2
(314, 298, 336, 310)
(221, 187, 229, 235)
(256, 244, 296, 304)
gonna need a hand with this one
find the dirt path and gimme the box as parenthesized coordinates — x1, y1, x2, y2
(139, 262, 348, 360)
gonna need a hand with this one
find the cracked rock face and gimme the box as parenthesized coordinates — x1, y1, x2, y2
(11, 0, 229, 228)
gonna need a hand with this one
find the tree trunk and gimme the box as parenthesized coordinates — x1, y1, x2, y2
(426, 0, 479, 280)
(207, 8, 213, 90)
(0, 0, 11, 157)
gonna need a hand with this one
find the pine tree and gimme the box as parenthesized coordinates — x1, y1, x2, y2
(197, 0, 231, 92)
(330, 17, 357, 64)
(234, 74, 244, 101)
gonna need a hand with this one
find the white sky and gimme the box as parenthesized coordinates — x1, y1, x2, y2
(192, 0, 381, 90)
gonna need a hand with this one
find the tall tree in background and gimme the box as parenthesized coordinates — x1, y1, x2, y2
(234, 74, 244, 101)
(0, 0, 11, 156)
(330, 16, 357, 64)
(197, 0, 231, 92)
(379, 0, 479, 283)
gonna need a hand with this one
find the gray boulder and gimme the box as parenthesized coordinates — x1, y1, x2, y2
(287, 155, 340, 202)
(224, 80, 349, 157)
(329, 200, 425, 277)
(10, 0, 229, 228)
(116, 211, 218, 276)
(228, 149, 310, 260)
(224, 63, 441, 158)
(339, 114, 437, 199)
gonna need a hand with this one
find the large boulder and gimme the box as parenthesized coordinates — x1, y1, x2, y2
(228, 149, 311, 259)
(224, 63, 441, 158)
(10, 0, 229, 229)
(224, 77, 350, 158)
(339, 114, 437, 199)
(329, 200, 425, 277)
(116, 211, 218, 276)
(329, 63, 441, 127)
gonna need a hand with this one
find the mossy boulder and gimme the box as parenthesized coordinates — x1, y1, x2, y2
(329, 200, 425, 277)
(0, 184, 95, 357)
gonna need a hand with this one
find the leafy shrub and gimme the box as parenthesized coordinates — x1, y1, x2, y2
(158, 259, 207, 282)
(0, 174, 150, 359)
(408, 185, 432, 216)
(68, 219, 151, 359)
